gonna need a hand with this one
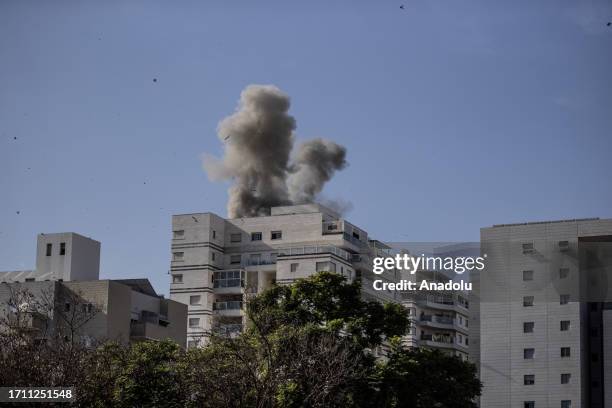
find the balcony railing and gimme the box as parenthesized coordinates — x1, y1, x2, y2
(420, 334, 455, 344)
(213, 301, 242, 311)
(420, 315, 455, 325)
(277, 245, 350, 261)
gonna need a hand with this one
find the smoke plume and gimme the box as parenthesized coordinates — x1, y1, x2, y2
(203, 85, 347, 218)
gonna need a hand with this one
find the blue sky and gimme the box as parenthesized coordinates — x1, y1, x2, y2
(1, 0, 611, 295)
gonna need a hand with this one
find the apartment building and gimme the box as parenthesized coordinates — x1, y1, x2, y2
(0, 279, 187, 345)
(474, 218, 612, 408)
(0, 232, 187, 346)
(402, 269, 471, 361)
(169, 203, 471, 353)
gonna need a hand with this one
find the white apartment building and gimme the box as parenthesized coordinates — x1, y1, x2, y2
(402, 269, 471, 361)
(169, 203, 470, 353)
(474, 218, 612, 408)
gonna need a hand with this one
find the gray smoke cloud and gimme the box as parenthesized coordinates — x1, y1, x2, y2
(203, 84, 347, 218)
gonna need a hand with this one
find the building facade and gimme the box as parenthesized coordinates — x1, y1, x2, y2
(475, 218, 612, 408)
(0, 232, 187, 346)
(169, 203, 470, 354)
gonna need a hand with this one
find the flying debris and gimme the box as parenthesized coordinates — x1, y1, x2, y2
(607, 22, 611, 26)
(153, 78, 158, 83)
(203, 85, 348, 218)
(16, 211, 20, 215)
(400, 5, 404, 9)
(13, 137, 17, 140)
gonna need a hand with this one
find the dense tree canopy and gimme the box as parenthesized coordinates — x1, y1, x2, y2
(0, 272, 481, 407)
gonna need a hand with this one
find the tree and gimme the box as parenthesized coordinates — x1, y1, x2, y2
(376, 347, 482, 408)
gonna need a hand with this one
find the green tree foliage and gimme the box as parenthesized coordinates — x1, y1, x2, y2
(0, 272, 481, 407)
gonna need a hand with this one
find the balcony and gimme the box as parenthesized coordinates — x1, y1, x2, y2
(213, 301, 243, 317)
(213, 269, 245, 294)
(276, 245, 350, 261)
(130, 321, 169, 341)
(419, 334, 468, 350)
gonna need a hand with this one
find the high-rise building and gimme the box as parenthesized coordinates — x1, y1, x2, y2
(169, 203, 470, 355)
(474, 218, 612, 408)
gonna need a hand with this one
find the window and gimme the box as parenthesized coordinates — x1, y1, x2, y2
(558, 240, 570, 251)
(524, 322, 535, 333)
(522, 243, 534, 253)
(561, 373, 571, 384)
(561, 401, 571, 408)
(560, 294, 570, 305)
(173, 252, 184, 261)
(560, 320, 570, 331)
(211, 252, 216, 261)
(46, 243, 52, 256)
(561, 347, 570, 357)
(172, 274, 183, 284)
(230, 233, 242, 243)
(271, 231, 282, 240)
(251, 232, 262, 241)
(524, 348, 535, 359)
(212, 230, 216, 239)
(352, 231, 360, 240)
(213, 270, 242, 288)
(559, 268, 569, 279)
(249, 253, 261, 265)
(188, 318, 200, 328)
(524, 401, 535, 408)
(190, 295, 201, 306)
(81, 303, 93, 313)
(60, 242, 66, 255)
(230, 255, 242, 265)
(316, 262, 336, 272)
(524, 375, 535, 385)
(290, 263, 298, 273)
(523, 270, 534, 281)
(173, 230, 184, 239)
(187, 340, 199, 349)
(25, 278, 35, 282)
(523, 296, 534, 307)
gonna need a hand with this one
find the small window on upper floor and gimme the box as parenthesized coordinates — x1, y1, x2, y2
(25, 278, 35, 282)
(60, 242, 66, 255)
(524, 402, 535, 408)
(523, 296, 534, 307)
(561, 400, 571, 408)
(522, 243, 534, 254)
(190, 295, 201, 306)
(561, 373, 571, 384)
(46, 243, 52, 257)
(290, 263, 299, 273)
(173, 230, 185, 239)
(230, 233, 242, 243)
(560, 320, 570, 331)
(524, 322, 534, 333)
(189, 318, 200, 328)
(172, 274, 183, 284)
(212, 230, 216, 239)
(558, 241, 569, 252)
(271, 231, 282, 240)
(559, 268, 569, 279)
(523, 270, 533, 281)
(560, 294, 570, 305)
(524, 375, 535, 385)
(251, 232, 262, 241)
(524, 348, 535, 359)
(211, 252, 216, 262)
(230, 255, 242, 265)
(561, 347, 571, 357)
(173, 252, 184, 261)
